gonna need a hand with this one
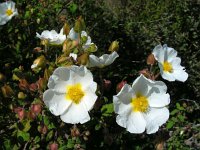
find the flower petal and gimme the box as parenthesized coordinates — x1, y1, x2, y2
(113, 84, 133, 114)
(126, 112, 146, 133)
(81, 89, 98, 111)
(104, 51, 119, 66)
(148, 93, 170, 107)
(152, 44, 165, 62)
(165, 45, 177, 62)
(43, 89, 72, 116)
(145, 107, 169, 134)
(132, 75, 149, 96)
(88, 55, 101, 68)
(60, 102, 90, 124)
(172, 69, 188, 82)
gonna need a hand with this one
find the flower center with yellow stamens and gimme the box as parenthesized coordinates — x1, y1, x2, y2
(163, 61, 173, 72)
(66, 83, 85, 104)
(6, 9, 13, 16)
(131, 93, 149, 112)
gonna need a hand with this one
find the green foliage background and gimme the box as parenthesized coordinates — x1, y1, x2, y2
(0, 0, 199, 149)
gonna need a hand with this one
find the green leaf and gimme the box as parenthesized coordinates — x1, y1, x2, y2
(34, 136, 40, 143)
(46, 130, 54, 141)
(177, 114, 185, 122)
(95, 124, 101, 131)
(3, 139, 12, 149)
(17, 130, 30, 142)
(101, 103, 114, 117)
(44, 116, 50, 125)
(22, 120, 31, 132)
(176, 103, 184, 110)
(66, 139, 75, 149)
(48, 122, 56, 130)
(166, 121, 174, 129)
(170, 109, 179, 115)
(68, 3, 78, 14)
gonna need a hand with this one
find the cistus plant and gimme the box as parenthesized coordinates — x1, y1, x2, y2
(0, 0, 199, 150)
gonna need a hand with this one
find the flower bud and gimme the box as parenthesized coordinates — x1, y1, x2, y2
(108, 41, 119, 52)
(147, 53, 156, 65)
(36, 18, 40, 24)
(31, 103, 42, 115)
(85, 130, 90, 136)
(77, 53, 89, 65)
(49, 142, 58, 150)
(37, 77, 47, 91)
(63, 22, 70, 36)
(103, 79, 112, 91)
(62, 39, 73, 55)
(14, 107, 25, 120)
(19, 79, 29, 91)
(71, 126, 80, 137)
(0, 73, 6, 82)
(33, 47, 43, 53)
(83, 136, 88, 141)
(86, 43, 97, 53)
(31, 55, 46, 69)
(44, 68, 51, 82)
(1, 84, 14, 98)
(81, 36, 88, 44)
(27, 110, 36, 120)
(116, 80, 127, 93)
(18, 92, 26, 99)
(38, 124, 48, 134)
(29, 83, 38, 92)
(74, 16, 85, 33)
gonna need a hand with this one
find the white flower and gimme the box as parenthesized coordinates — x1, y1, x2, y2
(43, 65, 97, 124)
(67, 28, 97, 51)
(36, 28, 66, 45)
(152, 44, 188, 82)
(113, 75, 170, 134)
(88, 51, 119, 68)
(0, 1, 18, 25)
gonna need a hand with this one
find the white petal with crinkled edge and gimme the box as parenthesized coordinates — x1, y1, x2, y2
(88, 52, 119, 68)
(36, 28, 65, 45)
(81, 88, 98, 111)
(152, 44, 165, 62)
(60, 102, 90, 124)
(43, 89, 72, 116)
(145, 107, 169, 134)
(148, 93, 170, 107)
(72, 69, 94, 90)
(126, 112, 146, 134)
(171, 57, 183, 69)
(162, 71, 176, 81)
(104, 51, 119, 65)
(132, 75, 149, 96)
(113, 84, 133, 114)
(88, 55, 102, 67)
(171, 69, 188, 82)
(148, 80, 167, 93)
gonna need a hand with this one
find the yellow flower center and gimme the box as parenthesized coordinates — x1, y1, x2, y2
(66, 83, 85, 104)
(6, 9, 13, 16)
(163, 61, 173, 72)
(131, 93, 149, 112)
